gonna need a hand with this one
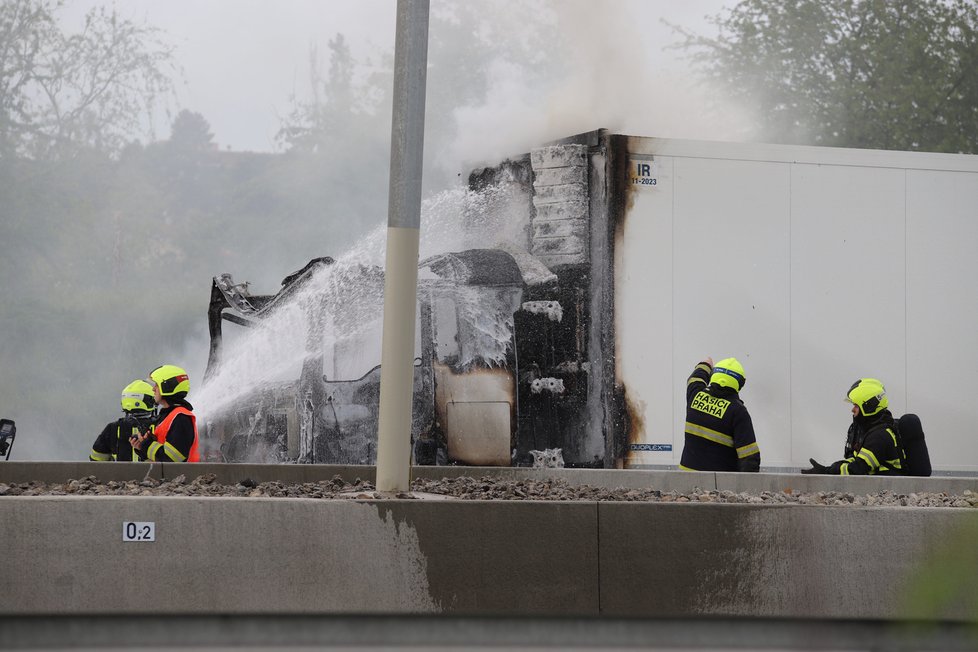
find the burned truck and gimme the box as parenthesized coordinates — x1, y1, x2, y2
(206, 128, 978, 472)
(204, 135, 616, 467)
(204, 237, 601, 466)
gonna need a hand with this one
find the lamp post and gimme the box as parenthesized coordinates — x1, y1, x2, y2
(375, 0, 429, 492)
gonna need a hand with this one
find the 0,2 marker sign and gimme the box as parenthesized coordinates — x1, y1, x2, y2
(122, 521, 155, 542)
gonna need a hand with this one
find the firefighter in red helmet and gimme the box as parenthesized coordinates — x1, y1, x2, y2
(131, 364, 199, 462)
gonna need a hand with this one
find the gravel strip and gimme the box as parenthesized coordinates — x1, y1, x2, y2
(0, 474, 976, 508)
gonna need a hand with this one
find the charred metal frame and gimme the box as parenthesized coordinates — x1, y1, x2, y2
(205, 129, 631, 468)
(205, 257, 335, 383)
(205, 250, 526, 465)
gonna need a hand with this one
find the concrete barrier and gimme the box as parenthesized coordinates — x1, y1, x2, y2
(598, 503, 978, 622)
(0, 497, 597, 616)
(1, 493, 976, 623)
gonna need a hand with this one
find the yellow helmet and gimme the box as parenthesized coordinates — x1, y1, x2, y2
(846, 378, 888, 417)
(121, 379, 156, 413)
(710, 357, 746, 392)
(149, 364, 190, 398)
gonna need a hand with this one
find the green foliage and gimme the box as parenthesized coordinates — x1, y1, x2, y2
(673, 0, 978, 153)
(0, 0, 177, 159)
(901, 516, 978, 628)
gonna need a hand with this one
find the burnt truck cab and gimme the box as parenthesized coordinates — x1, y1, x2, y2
(205, 134, 614, 468)
(204, 247, 576, 466)
(422, 249, 524, 466)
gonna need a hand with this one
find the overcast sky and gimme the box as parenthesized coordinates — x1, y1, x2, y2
(61, 0, 740, 157)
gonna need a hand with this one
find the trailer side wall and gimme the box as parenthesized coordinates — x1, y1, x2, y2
(614, 137, 978, 471)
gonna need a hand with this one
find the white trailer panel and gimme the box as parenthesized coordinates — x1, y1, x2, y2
(906, 169, 978, 470)
(616, 137, 978, 471)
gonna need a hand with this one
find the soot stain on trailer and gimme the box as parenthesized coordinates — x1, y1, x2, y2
(606, 134, 644, 466)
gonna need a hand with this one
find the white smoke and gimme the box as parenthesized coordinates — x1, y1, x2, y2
(448, 0, 751, 169)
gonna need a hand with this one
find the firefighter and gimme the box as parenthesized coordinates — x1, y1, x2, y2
(131, 364, 199, 462)
(680, 356, 760, 472)
(90, 380, 157, 461)
(802, 378, 905, 475)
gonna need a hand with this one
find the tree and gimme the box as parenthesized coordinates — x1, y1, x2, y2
(672, 0, 978, 153)
(0, 0, 55, 155)
(0, 0, 177, 159)
(277, 34, 375, 154)
(169, 109, 213, 152)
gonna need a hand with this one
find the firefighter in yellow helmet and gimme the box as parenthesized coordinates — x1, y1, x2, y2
(89, 380, 157, 462)
(802, 378, 906, 475)
(680, 356, 761, 472)
(130, 364, 199, 462)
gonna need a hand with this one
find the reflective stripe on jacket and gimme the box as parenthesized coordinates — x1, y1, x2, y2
(149, 406, 199, 462)
(838, 426, 905, 475)
(680, 361, 760, 472)
(90, 418, 150, 462)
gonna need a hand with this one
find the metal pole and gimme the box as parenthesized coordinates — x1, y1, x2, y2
(376, 0, 429, 492)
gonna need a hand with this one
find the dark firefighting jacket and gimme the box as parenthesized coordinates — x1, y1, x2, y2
(680, 361, 760, 472)
(90, 417, 154, 462)
(832, 409, 905, 475)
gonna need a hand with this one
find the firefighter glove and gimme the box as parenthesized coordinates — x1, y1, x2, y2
(130, 432, 150, 453)
(801, 458, 829, 474)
